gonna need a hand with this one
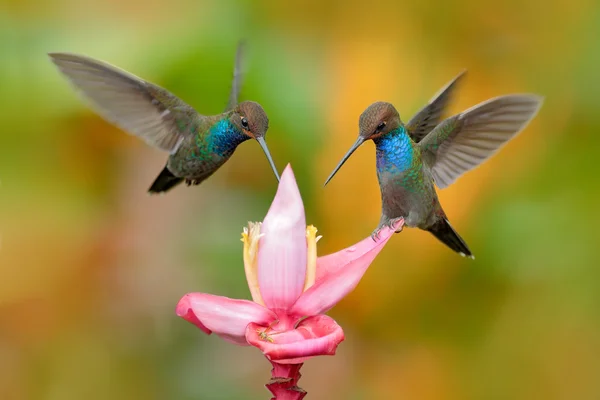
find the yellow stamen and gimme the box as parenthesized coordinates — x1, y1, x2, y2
(242, 222, 265, 306)
(257, 320, 278, 342)
(303, 225, 321, 291)
(257, 329, 275, 343)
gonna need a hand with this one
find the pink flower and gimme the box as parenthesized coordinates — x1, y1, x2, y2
(176, 165, 401, 365)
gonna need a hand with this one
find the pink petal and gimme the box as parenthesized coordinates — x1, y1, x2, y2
(316, 220, 403, 281)
(258, 165, 307, 311)
(176, 293, 277, 345)
(246, 315, 345, 364)
(291, 223, 400, 316)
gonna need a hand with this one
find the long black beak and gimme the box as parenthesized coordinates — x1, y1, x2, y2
(256, 136, 280, 181)
(324, 137, 365, 186)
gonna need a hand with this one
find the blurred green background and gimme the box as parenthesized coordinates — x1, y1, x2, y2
(1, 0, 599, 399)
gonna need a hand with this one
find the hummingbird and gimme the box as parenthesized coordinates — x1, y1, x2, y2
(324, 72, 543, 258)
(49, 44, 280, 194)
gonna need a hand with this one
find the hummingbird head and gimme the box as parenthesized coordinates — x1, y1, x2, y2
(234, 101, 270, 139)
(358, 102, 402, 140)
(232, 101, 280, 181)
(324, 102, 402, 186)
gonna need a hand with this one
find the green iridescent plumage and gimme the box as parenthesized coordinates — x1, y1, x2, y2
(325, 72, 543, 258)
(49, 44, 279, 194)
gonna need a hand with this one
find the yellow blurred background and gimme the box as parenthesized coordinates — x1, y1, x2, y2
(1, 0, 599, 399)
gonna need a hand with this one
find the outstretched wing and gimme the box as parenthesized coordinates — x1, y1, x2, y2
(49, 52, 200, 154)
(225, 42, 246, 111)
(406, 71, 466, 143)
(419, 94, 543, 189)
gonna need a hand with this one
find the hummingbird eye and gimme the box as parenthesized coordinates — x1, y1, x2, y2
(241, 117, 249, 129)
(375, 121, 386, 133)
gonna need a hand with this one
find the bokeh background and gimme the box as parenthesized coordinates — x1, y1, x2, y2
(1, 0, 599, 399)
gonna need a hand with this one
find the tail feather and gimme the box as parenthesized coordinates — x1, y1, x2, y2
(427, 218, 474, 258)
(148, 166, 183, 194)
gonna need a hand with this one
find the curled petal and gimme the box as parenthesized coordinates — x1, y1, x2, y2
(291, 223, 399, 316)
(176, 293, 276, 345)
(246, 315, 345, 364)
(258, 165, 307, 311)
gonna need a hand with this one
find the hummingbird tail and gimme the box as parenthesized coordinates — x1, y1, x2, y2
(427, 218, 474, 259)
(148, 166, 183, 194)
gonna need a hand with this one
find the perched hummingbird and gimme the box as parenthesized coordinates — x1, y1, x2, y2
(49, 44, 280, 193)
(325, 72, 543, 258)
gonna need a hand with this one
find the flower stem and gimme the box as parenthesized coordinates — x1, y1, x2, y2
(266, 360, 306, 400)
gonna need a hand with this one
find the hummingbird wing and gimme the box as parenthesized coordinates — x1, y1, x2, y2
(406, 71, 466, 143)
(49, 53, 199, 154)
(225, 42, 246, 111)
(419, 94, 543, 189)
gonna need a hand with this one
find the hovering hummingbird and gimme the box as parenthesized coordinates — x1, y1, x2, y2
(49, 44, 279, 193)
(324, 72, 543, 258)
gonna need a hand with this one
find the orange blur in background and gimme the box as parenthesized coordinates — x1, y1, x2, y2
(1, 0, 599, 399)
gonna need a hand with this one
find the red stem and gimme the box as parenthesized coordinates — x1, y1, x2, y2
(265, 360, 306, 400)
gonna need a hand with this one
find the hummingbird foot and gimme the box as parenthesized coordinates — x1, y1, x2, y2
(371, 228, 383, 242)
(370, 231, 381, 242)
(371, 218, 405, 242)
(387, 217, 405, 233)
